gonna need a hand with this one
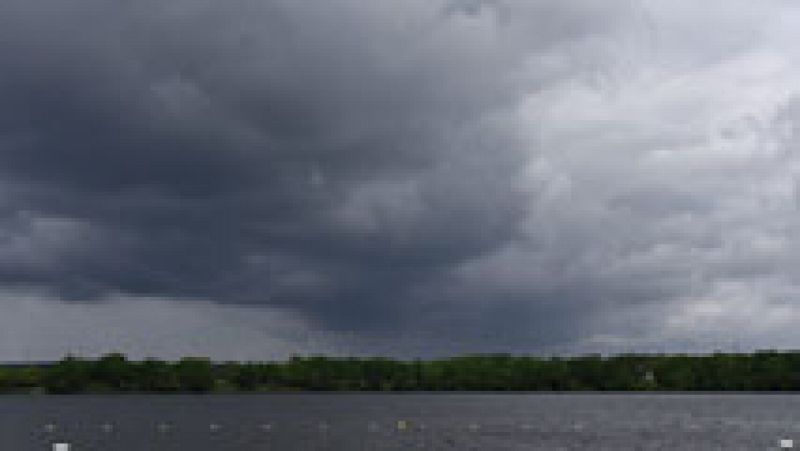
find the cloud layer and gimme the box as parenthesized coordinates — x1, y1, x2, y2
(2, 0, 800, 358)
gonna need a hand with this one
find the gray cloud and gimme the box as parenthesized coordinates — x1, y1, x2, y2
(2, 0, 800, 358)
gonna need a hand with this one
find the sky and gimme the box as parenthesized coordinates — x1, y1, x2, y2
(2, 0, 800, 360)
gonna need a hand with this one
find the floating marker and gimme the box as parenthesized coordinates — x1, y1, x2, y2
(781, 438, 794, 449)
(43, 424, 56, 433)
(101, 423, 113, 433)
(52, 444, 70, 451)
(397, 420, 408, 431)
(209, 423, 221, 432)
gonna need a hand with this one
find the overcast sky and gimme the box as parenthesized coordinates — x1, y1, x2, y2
(2, 0, 800, 360)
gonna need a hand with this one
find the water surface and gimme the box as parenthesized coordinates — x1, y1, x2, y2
(1, 393, 798, 450)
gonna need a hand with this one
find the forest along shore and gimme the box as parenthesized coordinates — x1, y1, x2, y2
(1, 352, 799, 393)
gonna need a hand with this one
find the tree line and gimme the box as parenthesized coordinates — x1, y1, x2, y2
(2, 351, 800, 393)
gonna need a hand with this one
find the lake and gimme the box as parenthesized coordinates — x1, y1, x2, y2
(1, 393, 799, 449)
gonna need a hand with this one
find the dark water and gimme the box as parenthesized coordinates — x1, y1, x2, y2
(2, 393, 800, 450)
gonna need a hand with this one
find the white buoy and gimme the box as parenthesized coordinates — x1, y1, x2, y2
(52, 444, 70, 451)
(781, 438, 794, 448)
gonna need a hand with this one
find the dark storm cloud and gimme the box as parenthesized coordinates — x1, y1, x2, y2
(5, 0, 800, 357)
(0, 0, 635, 340)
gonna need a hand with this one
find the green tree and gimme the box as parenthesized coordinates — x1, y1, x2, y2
(175, 357, 214, 392)
(44, 356, 91, 393)
(92, 353, 134, 390)
(137, 358, 179, 391)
